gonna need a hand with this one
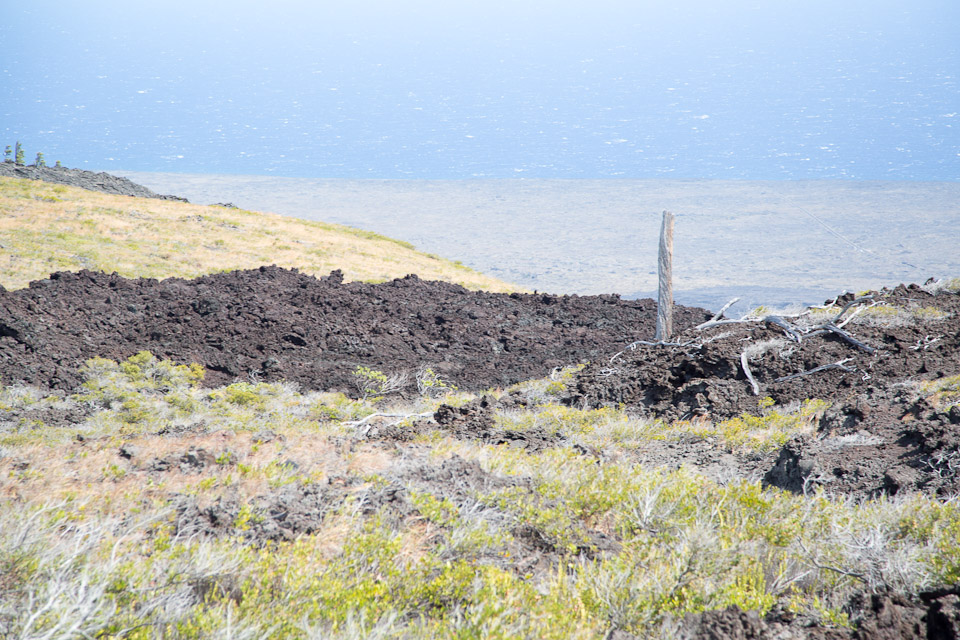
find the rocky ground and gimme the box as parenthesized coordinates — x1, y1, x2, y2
(3, 265, 959, 638)
(565, 283, 960, 501)
(0, 161, 186, 200)
(0, 266, 710, 393)
(2, 166, 960, 639)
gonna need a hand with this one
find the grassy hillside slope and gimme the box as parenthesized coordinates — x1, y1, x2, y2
(0, 176, 523, 292)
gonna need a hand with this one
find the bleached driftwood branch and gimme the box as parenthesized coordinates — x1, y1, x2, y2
(345, 411, 434, 433)
(830, 295, 874, 324)
(764, 315, 802, 342)
(664, 292, 877, 395)
(608, 338, 702, 364)
(911, 335, 943, 351)
(698, 312, 805, 346)
(696, 318, 752, 330)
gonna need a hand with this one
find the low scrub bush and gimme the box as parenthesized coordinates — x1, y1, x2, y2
(668, 399, 829, 453)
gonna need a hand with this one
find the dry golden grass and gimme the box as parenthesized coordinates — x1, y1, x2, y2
(0, 428, 399, 518)
(0, 176, 524, 292)
(346, 445, 396, 475)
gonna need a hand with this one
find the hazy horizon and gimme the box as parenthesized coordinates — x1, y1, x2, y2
(3, 1, 958, 180)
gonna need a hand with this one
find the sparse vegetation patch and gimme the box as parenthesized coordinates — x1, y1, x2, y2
(3, 354, 960, 638)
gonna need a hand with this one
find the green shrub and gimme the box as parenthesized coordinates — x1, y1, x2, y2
(417, 366, 457, 398)
(353, 366, 407, 401)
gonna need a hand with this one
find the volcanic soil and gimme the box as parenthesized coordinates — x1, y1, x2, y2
(3, 271, 960, 639)
(564, 282, 960, 503)
(0, 265, 709, 394)
(4, 266, 959, 508)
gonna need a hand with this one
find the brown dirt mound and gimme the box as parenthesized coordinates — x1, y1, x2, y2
(0, 266, 710, 393)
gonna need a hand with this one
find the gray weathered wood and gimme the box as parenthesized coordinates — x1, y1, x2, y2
(775, 358, 855, 383)
(696, 297, 741, 329)
(655, 210, 674, 341)
(740, 351, 761, 396)
(763, 315, 802, 342)
(822, 323, 876, 354)
(832, 295, 874, 325)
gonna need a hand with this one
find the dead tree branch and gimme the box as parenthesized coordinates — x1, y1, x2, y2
(609, 338, 702, 364)
(911, 335, 944, 351)
(806, 323, 876, 354)
(799, 296, 878, 354)
(797, 540, 867, 584)
(825, 324, 876, 354)
(696, 297, 741, 330)
(697, 318, 749, 330)
(763, 315, 802, 342)
(345, 411, 433, 430)
(740, 351, 761, 396)
(831, 295, 875, 324)
(776, 358, 855, 383)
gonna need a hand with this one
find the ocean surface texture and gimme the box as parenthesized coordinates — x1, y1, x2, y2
(2, 2, 958, 181)
(4, 2, 958, 310)
(120, 173, 960, 312)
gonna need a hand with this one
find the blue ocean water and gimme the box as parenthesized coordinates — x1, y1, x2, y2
(1, 1, 958, 180)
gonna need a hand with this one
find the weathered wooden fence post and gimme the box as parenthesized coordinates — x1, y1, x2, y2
(655, 210, 674, 341)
